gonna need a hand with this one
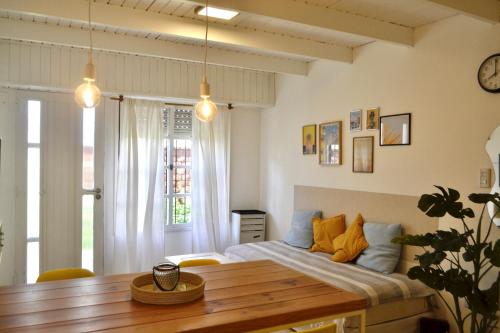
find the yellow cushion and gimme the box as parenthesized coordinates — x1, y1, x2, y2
(331, 214, 368, 263)
(178, 259, 220, 268)
(36, 268, 95, 283)
(310, 214, 345, 254)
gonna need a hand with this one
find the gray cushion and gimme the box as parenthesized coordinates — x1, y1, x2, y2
(284, 210, 322, 248)
(356, 222, 402, 274)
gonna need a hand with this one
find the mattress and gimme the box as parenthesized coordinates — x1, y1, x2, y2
(224, 240, 434, 307)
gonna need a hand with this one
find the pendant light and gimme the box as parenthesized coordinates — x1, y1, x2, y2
(75, 0, 101, 109)
(194, 0, 217, 122)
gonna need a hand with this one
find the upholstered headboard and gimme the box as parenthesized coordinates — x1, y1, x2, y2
(293, 185, 439, 273)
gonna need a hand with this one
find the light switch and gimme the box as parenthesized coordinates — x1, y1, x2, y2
(480, 168, 491, 188)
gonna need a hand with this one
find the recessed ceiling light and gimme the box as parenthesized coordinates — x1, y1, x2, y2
(195, 6, 239, 20)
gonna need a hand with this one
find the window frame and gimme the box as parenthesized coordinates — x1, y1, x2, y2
(163, 107, 193, 232)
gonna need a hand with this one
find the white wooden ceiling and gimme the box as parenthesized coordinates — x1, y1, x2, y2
(92, 0, 457, 47)
(0, 0, 498, 75)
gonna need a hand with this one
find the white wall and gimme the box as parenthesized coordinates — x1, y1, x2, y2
(0, 89, 16, 285)
(260, 15, 500, 241)
(259, 15, 500, 333)
(230, 107, 262, 211)
(0, 39, 275, 107)
(164, 107, 261, 256)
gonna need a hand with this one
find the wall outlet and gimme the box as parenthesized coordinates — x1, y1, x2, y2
(480, 168, 491, 188)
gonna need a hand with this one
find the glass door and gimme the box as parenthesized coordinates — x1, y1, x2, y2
(16, 91, 104, 283)
(81, 105, 104, 275)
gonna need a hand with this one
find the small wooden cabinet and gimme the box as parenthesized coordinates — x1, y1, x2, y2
(231, 210, 266, 245)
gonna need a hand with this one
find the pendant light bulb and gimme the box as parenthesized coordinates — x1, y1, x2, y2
(75, 0, 101, 109)
(195, 78, 217, 122)
(75, 79, 101, 109)
(195, 0, 218, 122)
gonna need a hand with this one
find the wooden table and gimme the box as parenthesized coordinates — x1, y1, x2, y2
(0, 260, 367, 332)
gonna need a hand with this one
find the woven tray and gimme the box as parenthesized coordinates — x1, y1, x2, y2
(131, 272, 205, 305)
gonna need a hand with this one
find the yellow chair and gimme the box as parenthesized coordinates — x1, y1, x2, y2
(178, 259, 220, 268)
(291, 323, 337, 333)
(36, 268, 95, 283)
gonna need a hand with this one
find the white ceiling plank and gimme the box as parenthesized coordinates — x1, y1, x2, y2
(426, 0, 500, 23)
(181, 0, 414, 46)
(0, 17, 309, 75)
(0, 0, 353, 63)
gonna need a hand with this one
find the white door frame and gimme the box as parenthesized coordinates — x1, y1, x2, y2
(13, 89, 105, 282)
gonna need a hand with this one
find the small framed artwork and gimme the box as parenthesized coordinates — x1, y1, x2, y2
(350, 109, 362, 132)
(380, 113, 411, 146)
(366, 107, 380, 130)
(319, 121, 342, 165)
(353, 136, 374, 173)
(302, 124, 317, 155)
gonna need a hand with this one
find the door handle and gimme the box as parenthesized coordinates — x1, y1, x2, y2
(83, 188, 102, 200)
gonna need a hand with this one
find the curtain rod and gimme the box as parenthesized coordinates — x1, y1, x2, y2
(110, 96, 234, 109)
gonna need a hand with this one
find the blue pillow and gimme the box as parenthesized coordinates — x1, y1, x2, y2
(284, 210, 322, 248)
(356, 223, 402, 274)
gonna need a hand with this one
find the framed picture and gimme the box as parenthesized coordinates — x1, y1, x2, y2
(302, 124, 316, 155)
(319, 121, 342, 165)
(353, 136, 374, 173)
(366, 107, 380, 130)
(350, 109, 362, 132)
(380, 113, 411, 146)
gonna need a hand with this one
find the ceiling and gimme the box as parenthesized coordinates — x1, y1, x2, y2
(94, 0, 458, 47)
(0, 0, 498, 75)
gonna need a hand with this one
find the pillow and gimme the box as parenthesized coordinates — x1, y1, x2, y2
(310, 214, 346, 254)
(356, 222, 402, 274)
(284, 210, 322, 248)
(331, 214, 368, 263)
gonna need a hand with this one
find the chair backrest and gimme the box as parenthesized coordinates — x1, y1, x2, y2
(300, 323, 337, 333)
(178, 259, 220, 268)
(36, 268, 95, 283)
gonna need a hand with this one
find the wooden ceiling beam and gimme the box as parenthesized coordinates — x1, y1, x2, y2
(426, 0, 500, 24)
(0, 0, 353, 64)
(0, 18, 310, 75)
(182, 0, 414, 46)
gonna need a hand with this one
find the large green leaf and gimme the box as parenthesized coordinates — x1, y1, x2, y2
(416, 251, 446, 268)
(443, 269, 472, 298)
(418, 186, 473, 219)
(431, 229, 471, 252)
(448, 188, 460, 202)
(407, 266, 445, 290)
(462, 242, 488, 262)
(484, 239, 500, 267)
(468, 193, 500, 204)
(392, 233, 433, 247)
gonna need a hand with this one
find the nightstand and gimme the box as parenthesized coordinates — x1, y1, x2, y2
(231, 210, 266, 244)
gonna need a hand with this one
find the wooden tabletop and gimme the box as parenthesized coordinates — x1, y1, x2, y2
(0, 260, 366, 332)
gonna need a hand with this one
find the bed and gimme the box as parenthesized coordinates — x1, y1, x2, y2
(225, 240, 434, 332)
(225, 185, 441, 333)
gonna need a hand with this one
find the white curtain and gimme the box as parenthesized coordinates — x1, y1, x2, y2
(191, 108, 231, 253)
(107, 99, 165, 274)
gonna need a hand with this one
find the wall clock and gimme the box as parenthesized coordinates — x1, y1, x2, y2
(478, 53, 500, 93)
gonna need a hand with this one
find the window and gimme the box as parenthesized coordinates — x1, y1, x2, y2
(26, 100, 41, 283)
(81, 107, 95, 272)
(163, 107, 192, 228)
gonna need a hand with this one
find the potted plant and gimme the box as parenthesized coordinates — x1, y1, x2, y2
(394, 186, 499, 333)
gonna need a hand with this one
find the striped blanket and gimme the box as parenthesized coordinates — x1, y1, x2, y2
(224, 240, 433, 307)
